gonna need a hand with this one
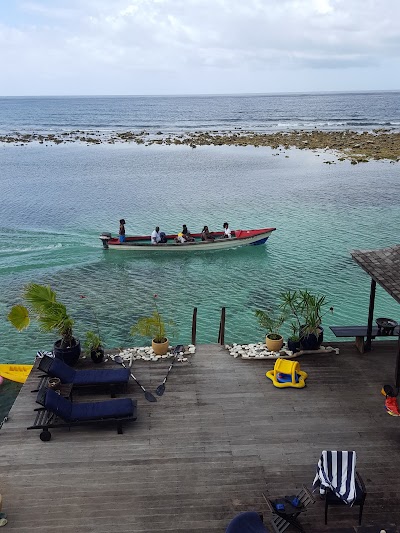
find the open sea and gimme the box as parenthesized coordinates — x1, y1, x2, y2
(0, 91, 399, 417)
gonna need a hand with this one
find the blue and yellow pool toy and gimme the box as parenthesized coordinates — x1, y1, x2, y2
(266, 358, 308, 388)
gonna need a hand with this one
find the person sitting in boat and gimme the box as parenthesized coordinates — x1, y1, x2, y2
(159, 231, 167, 243)
(151, 226, 161, 244)
(182, 224, 195, 242)
(201, 226, 214, 242)
(119, 219, 126, 243)
(175, 232, 186, 244)
(223, 221, 232, 239)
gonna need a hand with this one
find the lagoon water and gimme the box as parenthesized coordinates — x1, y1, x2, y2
(0, 92, 399, 415)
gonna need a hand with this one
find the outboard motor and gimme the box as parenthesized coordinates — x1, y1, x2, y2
(99, 232, 112, 249)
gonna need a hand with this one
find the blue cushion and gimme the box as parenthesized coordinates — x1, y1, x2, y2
(45, 389, 73, 421)
(72, 368, 130, 385)
(48, 358, 76, 383)
(226, 512, 269, 533)
(70, 398, 134, 421)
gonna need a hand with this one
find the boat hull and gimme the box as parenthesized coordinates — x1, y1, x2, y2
(101, 228, 276, 252)
(0, 364, 33, 384)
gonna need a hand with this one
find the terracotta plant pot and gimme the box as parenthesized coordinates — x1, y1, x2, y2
(265, 334, 284, 352)
(152, 338, 169, 356)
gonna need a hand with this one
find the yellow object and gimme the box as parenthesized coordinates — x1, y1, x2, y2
(0, 364, 33, 384)
(178, 232, 183, 237)
(266, 358, 308, 388)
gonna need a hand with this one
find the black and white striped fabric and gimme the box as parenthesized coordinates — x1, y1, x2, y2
(313, 450, 357, 505)
(36, 350, 54, 359)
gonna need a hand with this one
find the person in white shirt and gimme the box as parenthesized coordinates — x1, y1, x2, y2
(223, 222, 232, 238)
(151, 226, 161, 244)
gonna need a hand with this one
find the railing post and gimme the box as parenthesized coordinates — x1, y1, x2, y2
(191, 307, 197, 345)
(218, 307, 226, 345)
(365, 279, 376, 352)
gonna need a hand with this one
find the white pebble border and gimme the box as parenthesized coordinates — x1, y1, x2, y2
(225, 342, 339, 359)
(110, 344, 196, 364)
(225, 342, 296, 359)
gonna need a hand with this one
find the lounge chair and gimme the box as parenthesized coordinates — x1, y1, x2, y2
(28, 388, 137, 441)
(226, 511, 269, 533)
(37, 355, 130, 396)
(313, 450, 367, 525)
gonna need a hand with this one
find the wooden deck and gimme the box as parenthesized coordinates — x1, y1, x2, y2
(1, 342, 400, 532)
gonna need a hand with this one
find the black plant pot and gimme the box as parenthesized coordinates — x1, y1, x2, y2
(300, 326, 324, 351)
(91, 347, 105, 364)
(53, 339, 81, 367)
(287, 338, 301, 353)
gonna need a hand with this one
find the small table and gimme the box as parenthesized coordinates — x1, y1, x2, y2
(376, 317, 398, 335)
(35, 379, 73, 406)
(271, 497, 306, 532)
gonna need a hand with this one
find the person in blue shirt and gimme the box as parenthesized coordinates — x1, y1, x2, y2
(119, 219, 126, 243)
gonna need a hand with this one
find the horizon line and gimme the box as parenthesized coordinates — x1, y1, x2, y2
(1, 89, 400, 98)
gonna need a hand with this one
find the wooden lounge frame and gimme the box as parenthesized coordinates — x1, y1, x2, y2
(28, 387, 138, 441)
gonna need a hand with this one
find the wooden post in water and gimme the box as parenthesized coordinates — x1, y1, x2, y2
(218, 307, 226, 345)
(191, 307, 197, 345)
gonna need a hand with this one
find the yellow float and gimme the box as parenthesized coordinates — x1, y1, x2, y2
(0, 364, 33, 384)
(266, 358, 308, 388)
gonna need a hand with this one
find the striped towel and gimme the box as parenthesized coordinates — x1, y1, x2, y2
(36, 350, 54, 359)
(313, 450, 357, 505)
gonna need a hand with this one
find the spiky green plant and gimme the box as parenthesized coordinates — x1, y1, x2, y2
(130, 294, 174, 343)
(255, 308, 287, 340)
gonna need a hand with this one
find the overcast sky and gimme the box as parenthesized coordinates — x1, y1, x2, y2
(1, 0, 399, 95)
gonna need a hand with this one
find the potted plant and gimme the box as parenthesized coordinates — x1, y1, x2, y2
(287, 323, 301, 353)
(280, 289, 333, 351)
(8, 283, 81, 366)
(79, 295, 104, 364)
(84, 330, 104, 364)
(255, 308, 287, 352)
(130, 294, 174, 356)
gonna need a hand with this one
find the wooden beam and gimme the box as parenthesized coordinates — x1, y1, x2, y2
(396, 334, 400, 390)
(365, 279, 376, 352)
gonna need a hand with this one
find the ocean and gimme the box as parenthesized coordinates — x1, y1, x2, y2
(0, 92, 399, 417)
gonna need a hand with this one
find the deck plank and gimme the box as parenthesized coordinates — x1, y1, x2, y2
(1, 342, 400, 532)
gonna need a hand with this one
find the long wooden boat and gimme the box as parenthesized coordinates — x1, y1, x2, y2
(0, 364, 33, 384)
(100, 228, 276, 252)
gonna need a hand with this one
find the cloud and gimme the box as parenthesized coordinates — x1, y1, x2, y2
(1, 0, 400, 94)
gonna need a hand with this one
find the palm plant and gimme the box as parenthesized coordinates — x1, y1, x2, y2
(255, 309, 287, 340)
(130, 294, 174, 344)
(8, 283, 76, 348)
(280, 289, 333, 347)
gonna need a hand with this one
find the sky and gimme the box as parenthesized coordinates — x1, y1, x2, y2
(0, 0, 399, 95)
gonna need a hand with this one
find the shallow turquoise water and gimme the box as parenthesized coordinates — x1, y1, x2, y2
(0, 142, 398, 371)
